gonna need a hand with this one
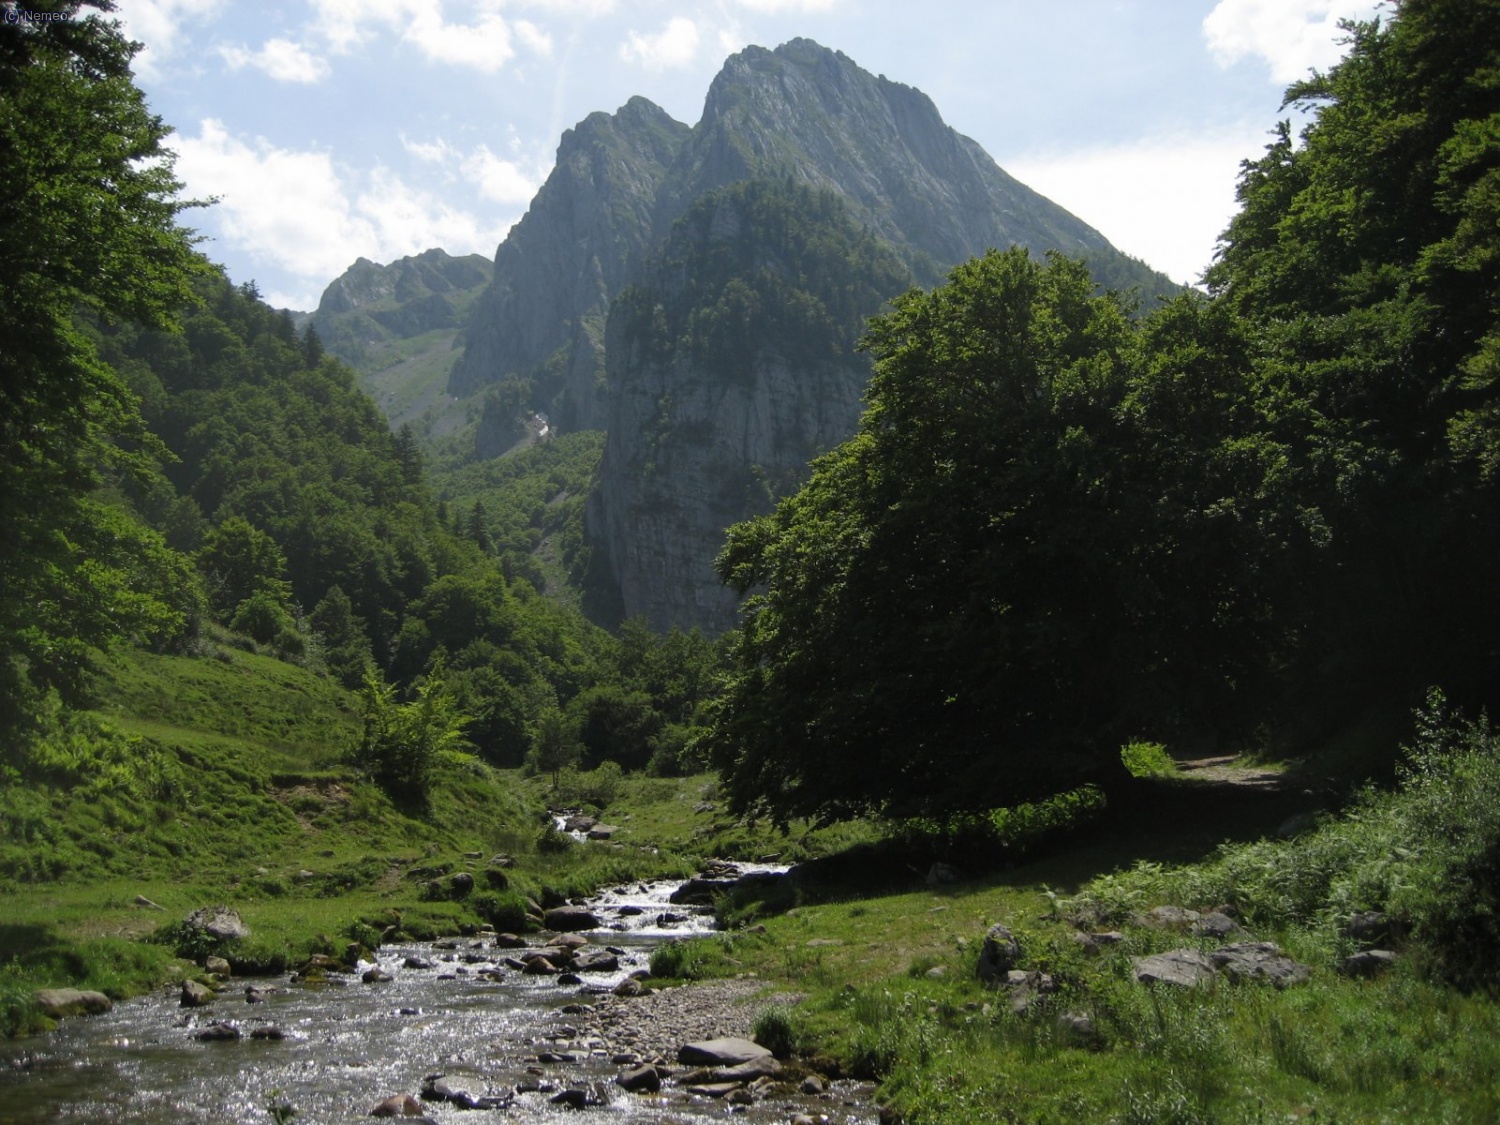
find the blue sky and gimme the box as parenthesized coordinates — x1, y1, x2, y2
(115, 0, 1385, 309)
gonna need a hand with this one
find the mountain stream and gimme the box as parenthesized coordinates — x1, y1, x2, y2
(0, 865, 876, 1124)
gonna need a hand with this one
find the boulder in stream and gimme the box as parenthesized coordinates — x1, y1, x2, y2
(369, 1093, 424, 1117)
(544, 905, 600, 931)
(615, 1064, 661, 1093)
(181, 980, 216, 1007)
(33, 988, 113, 1019)
(677, 1037, 774, 1067)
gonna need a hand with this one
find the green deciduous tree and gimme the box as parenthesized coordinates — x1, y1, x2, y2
(0, 0, 206, 733)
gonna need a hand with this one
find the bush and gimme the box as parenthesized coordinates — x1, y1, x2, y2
(1120, 739, 1176, 778)
(751, 1004, 803, 1057)
(472, 890, 531, 933)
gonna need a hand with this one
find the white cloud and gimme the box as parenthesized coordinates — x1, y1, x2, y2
(173, 119, 515, 307)
(620, 17, 700, 71)
(1006, 125, 1275, 287)
(113, 0, 223, 79)
(514, 19, 554, 57)
(732, 0, 836, 12)
(513, 0, 616, 14)
(309, 0, 418, 53)
(309, 0, 545, 70)
(403, 9, 515, 72)
(462, 145, 540, 204)
(402, 135, 455, 163)
(219, 38, 330, 83)
(1203, 0, 1387, 84)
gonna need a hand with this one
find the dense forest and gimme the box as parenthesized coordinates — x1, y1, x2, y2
(0, 4, 721, 805)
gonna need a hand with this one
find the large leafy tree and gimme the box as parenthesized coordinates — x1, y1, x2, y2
(0, 1, 205, 731)
(1208, 0, 1500, 714)
(709, 250, 1282, 822)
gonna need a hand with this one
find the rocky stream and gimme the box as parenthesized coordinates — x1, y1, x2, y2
(0, 864, 878, 1125)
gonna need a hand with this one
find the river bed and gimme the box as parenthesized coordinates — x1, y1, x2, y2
(0, 868, 876, 1124)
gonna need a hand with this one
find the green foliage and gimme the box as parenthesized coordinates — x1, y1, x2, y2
(710, 0, 1500, 829)
(751, 1004, 804, 1058)
(1072, 695, 1500, 991)
(197, 516, 292, 618)
(1206, 0, 1500, 718)
(470, 889, 531, 933)
(0, 1, 206, 737)
(352, 668, 473, 807)
(1120, 740, 1177, 779)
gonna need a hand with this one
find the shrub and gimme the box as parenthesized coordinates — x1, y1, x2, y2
(1120, 739, 1176, 778)
(751, 1004, 803, 1057)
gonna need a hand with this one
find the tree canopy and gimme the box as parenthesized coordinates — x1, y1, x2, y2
(0, 0, 205, 736)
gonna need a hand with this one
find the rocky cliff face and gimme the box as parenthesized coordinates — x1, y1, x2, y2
(448, 96, 690, 432)
(653, 39, 1148, 286)
(585, 180, 912, 633)
(584, 41, 1174, 633)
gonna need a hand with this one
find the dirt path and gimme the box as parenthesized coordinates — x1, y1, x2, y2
(1173, 755, 1290, 790)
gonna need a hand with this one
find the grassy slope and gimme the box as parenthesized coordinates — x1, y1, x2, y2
(0, 639, 850, 1035)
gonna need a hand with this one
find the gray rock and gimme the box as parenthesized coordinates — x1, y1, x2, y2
(1192, 911, 1241, 938)
(483, 867, 510, 890)
(1342, 910, 1400, 947)
(586, 824, 619, 840)
(193, 1022, 240, 1041)
(1209, 941, 1312, 988)
(549, 1087, 595, 1109)
(181, 980, 216, 1008)
(1055, 1010, 1096, 1043)
(449, 872, 474, 897)
(33, 988, 113, 1018)
(248, 1026, 284, 1040)
(204, 955, 232, 977)
(1143, 905, 1200, 929)
(926, 862, 961, 886)
(544, 905, 601, 932)
(1132, 949, 1217, 988)
(1340, 949, 1399, 978)
(1004, 970, 1055, 1016)
(133, 894, 164, 910)
(615, 1064, 661, 1093)
(684, 1082, 742, 1098)
(572, 949, 620, 973)
(677, 1037, 774, 1067)
(976, 923, 1022, 983)
(800, 1074, 828, 1094)
(613, 977, 644, 997)
(184, 906, 250, 942)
